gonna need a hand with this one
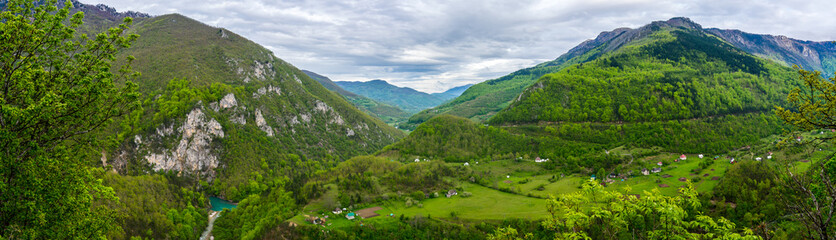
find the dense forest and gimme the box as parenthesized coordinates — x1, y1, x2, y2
(490, 29, 800, 124)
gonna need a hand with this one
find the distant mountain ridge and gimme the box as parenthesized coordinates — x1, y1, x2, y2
(406, 17, 836, 128)
(335, 79, 469, 113)
(431, 84, 473, 99)
(705, 28, 836, 77)
(302, 70, 412, 126)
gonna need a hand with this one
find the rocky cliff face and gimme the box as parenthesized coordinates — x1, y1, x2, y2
(142, 107, 224, 179)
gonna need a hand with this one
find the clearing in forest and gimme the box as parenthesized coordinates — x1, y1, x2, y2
(356, 206, 383, 218)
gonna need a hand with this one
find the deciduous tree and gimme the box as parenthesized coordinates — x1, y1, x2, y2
(0, 0, 139, 238)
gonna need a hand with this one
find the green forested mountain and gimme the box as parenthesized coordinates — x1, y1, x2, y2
(110, 12, 405, 191)
(302, 70, 411, 126)
(406, 17, 834, 128)
(335, 79, 454, 113)
(489, 27, 799, 124)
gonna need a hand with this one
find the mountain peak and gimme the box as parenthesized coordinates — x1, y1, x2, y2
(660, 17, 702, 29)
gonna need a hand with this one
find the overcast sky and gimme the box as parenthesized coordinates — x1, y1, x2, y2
(84, 0, 836, 93)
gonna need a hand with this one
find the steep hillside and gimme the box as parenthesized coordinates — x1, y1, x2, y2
(101, 13, 405, 200)
(706, 28, 836, 77)
(490, 26, 799, 124)
(406, 17, 832, 128)
(302, 70, 411, 126)
(335, 80, 448, 113)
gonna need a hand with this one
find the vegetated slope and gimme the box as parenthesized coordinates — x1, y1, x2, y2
(379, 115, 616, 170)
(335, 80, 448, 113)
(489, 27, 799, 124)
(401, 20, 659, 127)
(406, 17, 830, 128)
(706, 28, 836, 77)
(302, 70, 411, 126)
(103, 13, 405, 198)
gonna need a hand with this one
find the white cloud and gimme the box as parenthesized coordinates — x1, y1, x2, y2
(83, 0, 836, 92)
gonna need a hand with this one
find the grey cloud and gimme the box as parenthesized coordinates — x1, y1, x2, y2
(85, 0, 836, 92)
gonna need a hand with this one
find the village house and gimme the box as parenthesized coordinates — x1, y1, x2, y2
(679, 154, 687, 161)
(657, 162, 663, 166)
(463, 162, 469, 166)
(608, 173, 618, 179)
(698, 154, 704, 159)
(534, 157, 549, 163)
(332, 208, 342, 215)
(446, 189, 458, 198)
(755, 157, 762, 161)
(651, 167, 662, 173)
(346, 212, 356, 220)
(641, 168, 650, 175)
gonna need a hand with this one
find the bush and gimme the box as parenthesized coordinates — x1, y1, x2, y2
(411, 190, 425, 201)
(405, 197, 417, 207)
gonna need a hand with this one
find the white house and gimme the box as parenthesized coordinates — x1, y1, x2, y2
(534, 157, 549, 163)
(641, 168, 650, 175)
(446, 189, 458, 198)
(463, 162, 470, 166)
(414, 158, 420, 163)
(767, 155, 772, 159)
(698, 154, 704, 159)
(657, 162, 663, 166)
(755, 157, 762, 161)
